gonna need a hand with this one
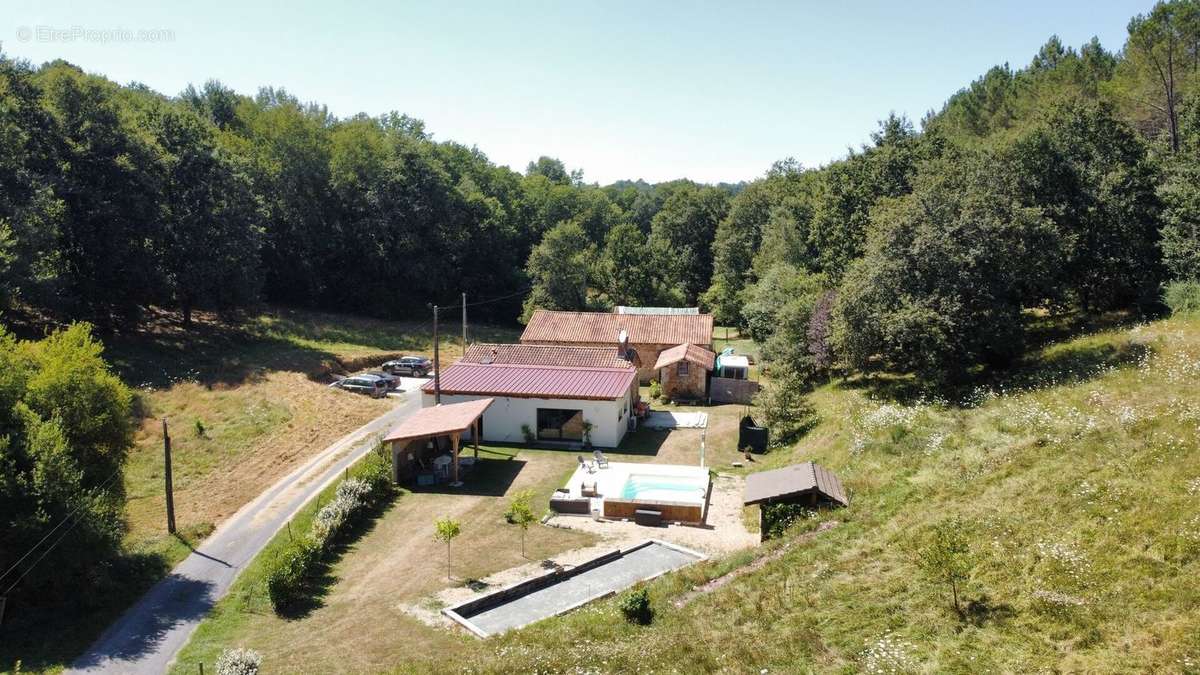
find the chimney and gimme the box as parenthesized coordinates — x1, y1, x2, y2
(617, 329, 630, 359)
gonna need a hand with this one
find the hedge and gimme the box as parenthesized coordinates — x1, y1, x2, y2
(264, 449, 394, 614)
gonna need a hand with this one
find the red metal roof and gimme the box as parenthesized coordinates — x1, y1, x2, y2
(520, 310, 714, 346)
(421, 362, 636, 400)
(653, 343, 716, 371)
(462, 343, 636, 369)
(383, 398, 494, 443)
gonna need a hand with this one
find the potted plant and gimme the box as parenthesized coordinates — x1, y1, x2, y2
(581, 420, 594, 449)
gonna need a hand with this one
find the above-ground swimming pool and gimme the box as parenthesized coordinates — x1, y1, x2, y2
(554, 461, 712, 525)
(620, 473, 709, 502)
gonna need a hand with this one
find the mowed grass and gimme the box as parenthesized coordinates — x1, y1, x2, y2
(1, 306, 519, 673)
(115, 307, 520, 560)
(172, 445, 598, 674)
(173, 399, 760, 673)
(431, 316, 1199, 673)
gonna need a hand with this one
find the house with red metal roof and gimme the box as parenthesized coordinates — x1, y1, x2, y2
(420, 360, 638, 448)
(519, 309, 714, 384)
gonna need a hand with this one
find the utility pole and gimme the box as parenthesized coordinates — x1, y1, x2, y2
(163, 418, 176, 534)
(461, 292, 467, 353)
(433, 304, 442, 404)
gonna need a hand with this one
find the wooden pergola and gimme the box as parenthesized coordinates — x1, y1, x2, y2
(383, 398, 494, 486)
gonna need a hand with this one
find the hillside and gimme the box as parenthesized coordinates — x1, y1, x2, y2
(0, 307, 519, 673)
(455, 314, 1200, 673)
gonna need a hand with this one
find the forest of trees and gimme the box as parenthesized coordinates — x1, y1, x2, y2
(2, 0, 1200, 610)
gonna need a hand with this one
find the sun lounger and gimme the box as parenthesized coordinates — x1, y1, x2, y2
(593, 449, 609, 469)
(577, 455, 594, 473)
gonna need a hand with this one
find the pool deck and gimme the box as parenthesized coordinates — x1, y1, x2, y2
(562, 460, 710, 502)
(444, 540, 705, 637)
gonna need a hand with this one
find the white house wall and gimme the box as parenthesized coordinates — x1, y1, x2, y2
(421, 392, 631, 448)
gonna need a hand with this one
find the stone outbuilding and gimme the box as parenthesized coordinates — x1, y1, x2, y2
(653, 343, 716, 401)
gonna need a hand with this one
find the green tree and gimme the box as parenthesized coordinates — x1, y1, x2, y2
(148, 103, 263, 325)
(750, 364, 818, 446)
(521, 221, 596, 320)
(1009, 101, 1164, 310)
(0, 323, 133, 603)
(808, 115, 924, 281)
(36, 62, 162, 328)
(505, 489, 537, 558)
(1119, 0, 1200, 153)
(836, 151, 1060, 383)
(433, 517, 461, 581)
(1161, 93, 1200, 280)
(649, 184, 729, 304)
(915, 518, 977, 618)
(0, 54, 61, 312)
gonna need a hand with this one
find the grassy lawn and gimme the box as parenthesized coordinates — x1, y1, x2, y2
(173, 445, 597, 673)
(450, 315, 1200, 672)
(0, 306, 520, 673)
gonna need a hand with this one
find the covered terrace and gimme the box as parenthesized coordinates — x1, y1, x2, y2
(384, 398, 494, 487)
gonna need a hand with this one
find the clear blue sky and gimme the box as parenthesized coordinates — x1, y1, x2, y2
(3, 0, 1150, 184)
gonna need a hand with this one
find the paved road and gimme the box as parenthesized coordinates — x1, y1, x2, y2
(69, 386, 424, 674)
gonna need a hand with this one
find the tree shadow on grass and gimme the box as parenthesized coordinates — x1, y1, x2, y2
(614, 429, 671, 457)
(837, 328, 1154, 408)
(410, 455, 528, 498)
(275, 495, 401, 621)
(0, 548, 179, 673)
(962, 594, 1015, 628)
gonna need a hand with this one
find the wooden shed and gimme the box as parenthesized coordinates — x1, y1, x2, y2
(743, 462, 847, 539)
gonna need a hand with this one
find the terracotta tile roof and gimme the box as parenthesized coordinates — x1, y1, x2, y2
(653, 343, 716, 371)
(462, 343, 636, 369)
(383, 398, 494, 443)
(422, 362, 636, 401)
(520, 310, 714, 346)
(742, 462, 849, 507)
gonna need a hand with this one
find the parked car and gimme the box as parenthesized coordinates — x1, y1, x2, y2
(329, 374, 389, 398)
(362, 370, 401, 389)
(382, 356, 432, 377)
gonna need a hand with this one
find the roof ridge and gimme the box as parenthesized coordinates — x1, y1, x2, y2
(447, 361, 635, 373)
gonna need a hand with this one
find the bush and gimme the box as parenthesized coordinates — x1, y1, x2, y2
(619, 587, 654, 625)
(1165, 280, 1200, 316)
(265, 537, 321, 612)
(648, 379, 663, 400)
(265, 449, 394, 613)
(521, 423, 535, 444)
(752, 367, 818, 446)
(761, 503, 817, 540)
(215, 647, 262, 675)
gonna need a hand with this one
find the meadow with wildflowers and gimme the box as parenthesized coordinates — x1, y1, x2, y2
(454, 316, 1200, 673)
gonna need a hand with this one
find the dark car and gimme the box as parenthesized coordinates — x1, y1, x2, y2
(329, 374, 389, 398)
(362, 370, 401, 389)
(382, 356, 432, 377)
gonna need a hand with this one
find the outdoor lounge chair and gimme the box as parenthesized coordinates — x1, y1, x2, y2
(593, 449, 609, 469)
(581, 480, 599, 497)
(577, 455, 594, 473)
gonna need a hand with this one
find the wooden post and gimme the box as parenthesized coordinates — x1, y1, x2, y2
(163, 418, 176, 535)
(450, 432, 461, 486)
(473, 419, 480, 459)
(433, 305, 441, 404)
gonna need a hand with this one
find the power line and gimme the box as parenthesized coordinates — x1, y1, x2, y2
(436, 284, 532, 312)
(3, 506, 90, 596)
(0, 468, 123, 585)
